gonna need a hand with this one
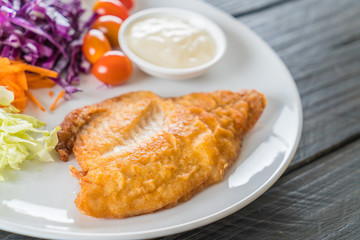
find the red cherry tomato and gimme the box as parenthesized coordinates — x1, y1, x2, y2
(118, 0, 134, 9)
(92, 50, 133, 85)
(82, 29, 111, 64)
(92, 15, 122, 47)
(93, 0, 129, 21)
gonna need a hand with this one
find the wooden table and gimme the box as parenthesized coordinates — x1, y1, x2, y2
(1, 0, 359, 239)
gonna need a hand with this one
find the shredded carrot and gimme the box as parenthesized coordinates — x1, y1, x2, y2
(27, 73, 56, 89)
(0, 73, 27, 110)
(49, 91, 54, 98)
(11, 96, 28, 111)
(9, 59, 24, 64)
(23, 64, 58, 79)
(0, 57, 59, 112)
(50, 90, 66, 111)
(16, 71, 28, 91)
(25, 90, 46, 112)
(9, 59, 58, 78)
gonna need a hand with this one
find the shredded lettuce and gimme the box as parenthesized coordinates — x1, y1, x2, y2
(0, 87, 60, 181)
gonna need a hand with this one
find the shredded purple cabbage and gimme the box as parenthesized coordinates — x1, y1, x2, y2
(0, 0, 96, 95)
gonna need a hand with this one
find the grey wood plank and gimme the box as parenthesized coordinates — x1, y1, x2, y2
(159, 139, 360, 240)
(0, 232, 38, 240)
(208, 0, 360, 169)
(204, 0, 293, 17)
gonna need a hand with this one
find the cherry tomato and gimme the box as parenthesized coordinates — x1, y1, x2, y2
(118, 0, 134, 9)
(92, 50, 133, 85)
(93, 0, 129, 21)
(92, 15, 122, 47)
(82, 29, 111, 64)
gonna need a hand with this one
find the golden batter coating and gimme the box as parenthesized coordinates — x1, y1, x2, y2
(56, 90, 266, 218)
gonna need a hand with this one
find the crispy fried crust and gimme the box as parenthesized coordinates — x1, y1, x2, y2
(56, 90, 266, 218)
(55, 105, 104, 161)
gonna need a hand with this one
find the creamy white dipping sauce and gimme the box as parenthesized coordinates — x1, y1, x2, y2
(125, 16, 216, 69)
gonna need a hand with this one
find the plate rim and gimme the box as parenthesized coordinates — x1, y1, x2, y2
(0, 0, 303, 239)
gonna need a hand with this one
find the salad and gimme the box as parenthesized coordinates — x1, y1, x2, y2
(0, 86, 60, 181)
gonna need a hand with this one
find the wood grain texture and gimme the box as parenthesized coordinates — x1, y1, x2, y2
(204, 0, 293, 17)
(0, 232, 37, 240)
(159, 139, 360, 240)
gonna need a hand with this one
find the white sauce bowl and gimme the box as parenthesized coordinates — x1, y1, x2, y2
(119, 7, 227, 80)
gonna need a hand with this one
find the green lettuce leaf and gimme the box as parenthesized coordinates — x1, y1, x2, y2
(0, 87, 60, 181)
(0, 86, 14, 107)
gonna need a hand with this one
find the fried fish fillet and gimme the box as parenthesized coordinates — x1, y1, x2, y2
(56, 90, 266, 218)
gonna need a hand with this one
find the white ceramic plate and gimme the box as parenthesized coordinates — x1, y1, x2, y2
(0, 0, 302, 239)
